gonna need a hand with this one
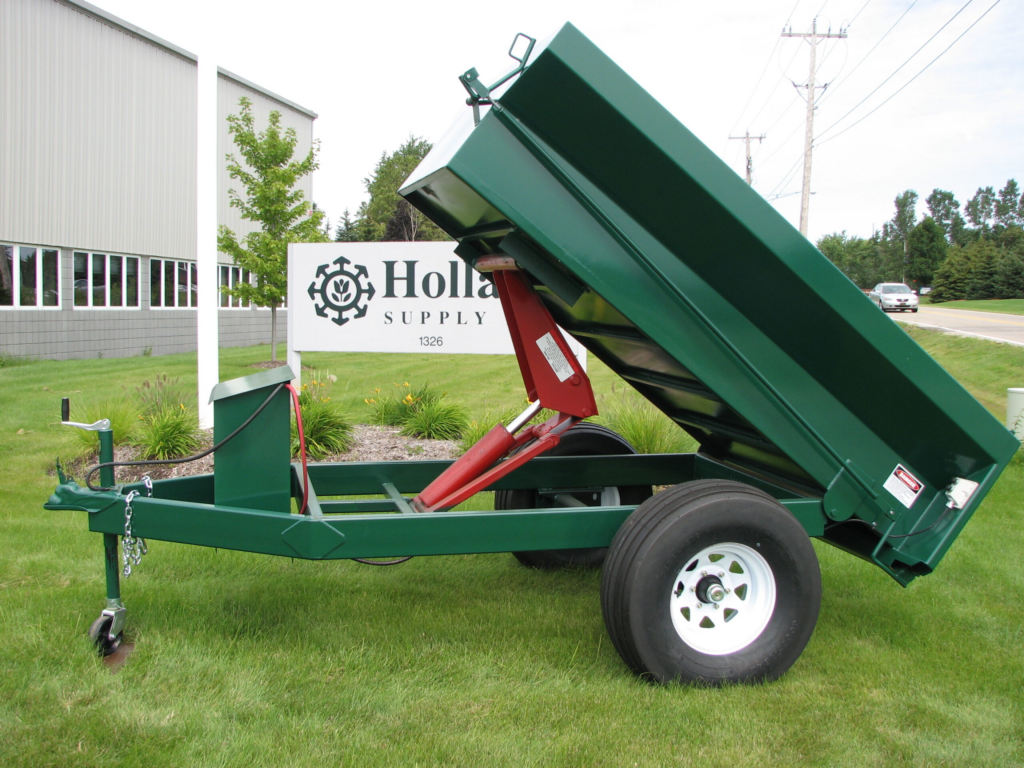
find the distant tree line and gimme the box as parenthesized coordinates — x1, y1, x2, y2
(817, 180, 1024, 302)
(334, 136, 449, 244)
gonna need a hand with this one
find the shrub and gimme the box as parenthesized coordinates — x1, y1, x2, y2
(595, 387, 696, 454)
(293, 371, 353, 460)
(401, 398, 469, 441)
(137, 406, 203, 460)
(292, 399, 354, 459)
(69, 397, 142, 454)
(134, 373, 194, 417)
(365, 382, 444, 426)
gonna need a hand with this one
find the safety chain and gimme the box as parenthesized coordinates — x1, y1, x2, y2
(121, 476, 152, 577)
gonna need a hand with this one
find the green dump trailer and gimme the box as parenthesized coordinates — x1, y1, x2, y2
(47, 24, 1018, 685)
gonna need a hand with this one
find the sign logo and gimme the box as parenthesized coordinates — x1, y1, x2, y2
(306, 256, 376, 326)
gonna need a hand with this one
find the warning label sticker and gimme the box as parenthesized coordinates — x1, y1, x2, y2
(883, 464, 924, 508)
(536, 332, 574, 382)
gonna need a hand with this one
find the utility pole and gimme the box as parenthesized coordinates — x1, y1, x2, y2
(782, 18, 846, 236)
(729, 131, 766, 185)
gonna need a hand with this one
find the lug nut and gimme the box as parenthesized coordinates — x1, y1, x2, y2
(718, 571, 724, 577)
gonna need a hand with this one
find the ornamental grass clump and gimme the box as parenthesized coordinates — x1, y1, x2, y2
(365, 382, 443, 426)
(131, 374, 204, 460)
(400, 398, 469, 441)
(292, 372, 353, 460)
(134, 373, 193, 415)
(137, 405, 204, 460)
(366, 381, 468, 441)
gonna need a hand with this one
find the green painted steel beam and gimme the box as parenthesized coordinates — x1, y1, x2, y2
(80, 492, 824, 560)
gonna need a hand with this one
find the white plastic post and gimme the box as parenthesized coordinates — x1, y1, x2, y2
(286, 243, 301, 388)
(1007, 388, 1024, 440)
(196, 53, 220, 429)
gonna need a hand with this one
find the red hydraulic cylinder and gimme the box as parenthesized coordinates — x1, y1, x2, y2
(411, 266, 597, 513)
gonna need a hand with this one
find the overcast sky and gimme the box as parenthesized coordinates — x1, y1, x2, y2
(99, 0, 1022, 244)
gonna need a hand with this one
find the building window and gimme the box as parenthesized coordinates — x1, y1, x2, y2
(219, 265, 254, 308)
(0, 244, 60, 308)
(150, 258, 198, 308)
(73, 252, 139, 308)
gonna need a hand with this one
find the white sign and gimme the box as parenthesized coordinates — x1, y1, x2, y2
(287, 242, 585, 362)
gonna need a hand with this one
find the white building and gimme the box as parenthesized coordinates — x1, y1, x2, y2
(0, 0, 317, 359)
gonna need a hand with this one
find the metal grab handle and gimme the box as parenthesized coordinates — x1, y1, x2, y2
(59, 396, 110, 431)
(61, 419, 111, 431)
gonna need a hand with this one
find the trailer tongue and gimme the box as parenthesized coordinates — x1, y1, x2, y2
(47, 23, 1018, 685)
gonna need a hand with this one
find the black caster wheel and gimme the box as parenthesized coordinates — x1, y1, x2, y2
(88, 614, 122, 657)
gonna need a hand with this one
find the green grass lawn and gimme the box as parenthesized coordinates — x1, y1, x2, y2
(922, 297, 1024, 315)
(1, 337, 1022, 767)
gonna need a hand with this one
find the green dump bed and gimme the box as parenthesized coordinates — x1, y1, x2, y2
(399, 23, 1018, 583)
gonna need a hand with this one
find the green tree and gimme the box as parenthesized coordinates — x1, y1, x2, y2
(994, 250, 1024, 299)
(906, 217, 948, 288)
(358, 137, 448, 242)
(817, 231, 882, 288)
(965, 186, 996, 233)
(925, 189, 966, 245)
(218, 97, 329, 361)
(995, 179, 1022, 229)
(965, 239, 999, 300)
(334, 209, 360, 242)
(885, 190, 918, 282)
(928, 247, 971, 302)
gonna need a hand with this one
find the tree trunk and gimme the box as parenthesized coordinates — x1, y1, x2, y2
(270, 305, 277, 362)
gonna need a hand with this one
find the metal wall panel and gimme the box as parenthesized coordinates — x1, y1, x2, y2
(217, 73, 315, 263)
(0, 0, 198, 260)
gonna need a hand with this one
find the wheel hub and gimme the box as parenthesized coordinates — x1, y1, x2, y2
(669, 542, 777, 656)
(694, 575, 725, 605)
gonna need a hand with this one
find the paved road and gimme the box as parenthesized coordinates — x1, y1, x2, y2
(894, 305, 1024, 347)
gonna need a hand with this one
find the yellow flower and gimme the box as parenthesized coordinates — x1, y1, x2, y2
(324, 397, 331, 402)
(301, 384, 308, 390)
(364, 398, 374, 404)
(180, 403, 185, 410)
(373, 387, 380, 394)
(404, 382, 410, 387)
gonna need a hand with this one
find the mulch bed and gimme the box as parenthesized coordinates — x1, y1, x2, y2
(59, 425, 460, 486)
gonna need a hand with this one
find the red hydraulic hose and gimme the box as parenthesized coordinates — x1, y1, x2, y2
(285, 383, 309, 516)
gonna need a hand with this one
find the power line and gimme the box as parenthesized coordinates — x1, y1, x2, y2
(847, 0, 872, 28)
(815, 0, 974, 141)
(817, 0, 1001, 147)
(767, 153, 806, 199)
(729, 0, 804, 137)
(818, 0, 918, 106)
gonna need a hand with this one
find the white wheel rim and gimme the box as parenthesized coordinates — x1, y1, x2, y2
(669, 542, 776, 655)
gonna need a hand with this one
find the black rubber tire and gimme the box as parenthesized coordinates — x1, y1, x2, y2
(878, 301, 886, 312)
(912, 308, 918, 313)
(87, 614, 121, 657)
(600, 480, 821, 685)
(495, 423, 653, 569)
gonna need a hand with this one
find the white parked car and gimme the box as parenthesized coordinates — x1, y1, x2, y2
(868, 283, 919, 313)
